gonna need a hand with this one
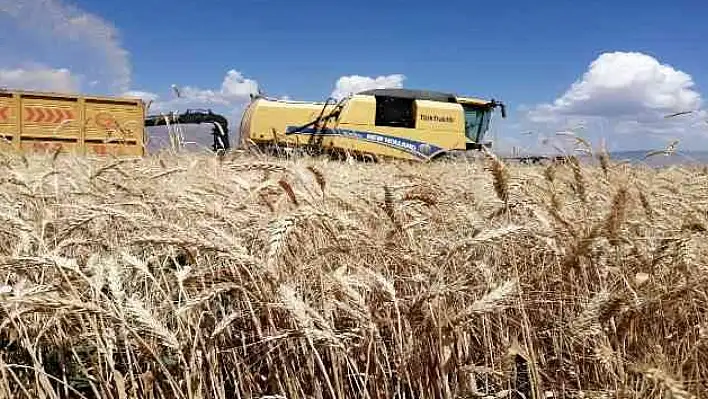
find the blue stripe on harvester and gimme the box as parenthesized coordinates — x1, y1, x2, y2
(285, 126, 445, 159)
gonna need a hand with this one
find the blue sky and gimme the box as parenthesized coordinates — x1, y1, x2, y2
(1, 0, 707, 154)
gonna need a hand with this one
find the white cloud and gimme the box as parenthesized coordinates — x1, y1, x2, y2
(0, 66, 79, 92)
(122, 90, 159, 104)
(529, 52, 701, 121)
(134, 70, 260, 150)
(151, 70, 259, 112)
(331, 74, 405, 99)
(522, 51, 707, 151)
(220, 70, 260, 100)
(0, 0, 131, 93)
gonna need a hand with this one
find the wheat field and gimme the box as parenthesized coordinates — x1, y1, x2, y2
(0, 145, 706, 399)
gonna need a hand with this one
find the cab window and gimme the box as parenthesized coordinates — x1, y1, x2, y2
(463, 105, 491, 142)
(374, 96, 415, 128)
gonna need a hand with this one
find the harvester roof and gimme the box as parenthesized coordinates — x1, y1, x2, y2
(356, 88, 492, 106)
(358, 88, 457, 103)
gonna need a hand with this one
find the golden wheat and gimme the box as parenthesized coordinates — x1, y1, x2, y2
(0, 146, 705, 399)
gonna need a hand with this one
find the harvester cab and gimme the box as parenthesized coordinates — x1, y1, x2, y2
(457, 96, 506, 151)
(239, 88, 506, 161)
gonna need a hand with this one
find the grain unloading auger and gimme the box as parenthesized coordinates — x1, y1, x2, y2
(144, 109, 231, 152)
(238, 88, 507, 162)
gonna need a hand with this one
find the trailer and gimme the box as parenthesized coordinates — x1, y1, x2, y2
(0, 89, 146, 157)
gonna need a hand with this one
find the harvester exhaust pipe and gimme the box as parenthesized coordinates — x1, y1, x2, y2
(490, 99, 507, 118)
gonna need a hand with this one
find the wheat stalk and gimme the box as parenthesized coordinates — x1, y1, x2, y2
(0, 144, 705, 398)
(449, 279, 519, 326)
(306, 165, 326, 196)
(482, 147, 510, 204)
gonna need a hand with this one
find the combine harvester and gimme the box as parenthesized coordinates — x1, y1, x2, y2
(239, 88, 507, 162)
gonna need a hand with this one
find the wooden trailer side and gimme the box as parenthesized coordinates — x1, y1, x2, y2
(0, 89, 146, 157)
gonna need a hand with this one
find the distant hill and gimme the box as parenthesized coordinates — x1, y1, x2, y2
(609, 150, 708, 167)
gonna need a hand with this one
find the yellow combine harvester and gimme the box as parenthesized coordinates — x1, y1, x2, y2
(239, 88, 506, 161)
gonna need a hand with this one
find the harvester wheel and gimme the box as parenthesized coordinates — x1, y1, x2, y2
(362, 153, 378, 163)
